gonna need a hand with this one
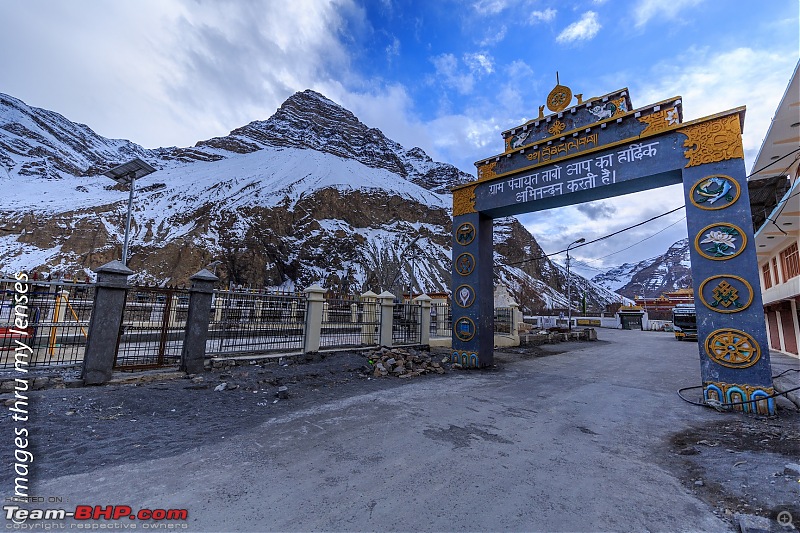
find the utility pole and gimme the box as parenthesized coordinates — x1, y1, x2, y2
(566, 238, 585, 331)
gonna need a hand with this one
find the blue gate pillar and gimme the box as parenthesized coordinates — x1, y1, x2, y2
(680, 120, 775, 415)
(451, 199, 494, 367)
(454, 79, 775, 414)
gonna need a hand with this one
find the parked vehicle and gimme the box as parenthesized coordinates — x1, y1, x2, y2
(672, 304, 697, 341)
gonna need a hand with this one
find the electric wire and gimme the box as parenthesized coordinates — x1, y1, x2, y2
(746, 146, 800, 179)
(583, 216, 686, 263)
(496, 205, 686, 268)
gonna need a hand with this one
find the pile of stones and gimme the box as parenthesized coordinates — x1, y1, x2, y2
(364, 347, 445, 378)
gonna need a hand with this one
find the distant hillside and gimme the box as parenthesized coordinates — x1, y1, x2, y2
(592, 239, 692, 299)
(0, 90, 620, 309)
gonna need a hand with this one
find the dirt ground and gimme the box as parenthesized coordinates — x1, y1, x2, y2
(661, 405, 800, 524)
(2, 342, 799, 529)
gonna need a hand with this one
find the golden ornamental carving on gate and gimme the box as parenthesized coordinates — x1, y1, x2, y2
(638, 107, 680, 136)
(453, 184, 477, 216)
(477, 161, 497, 182)
(678, 114, 744, 168)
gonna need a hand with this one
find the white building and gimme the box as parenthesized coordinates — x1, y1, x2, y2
(749, 61, 800, 357)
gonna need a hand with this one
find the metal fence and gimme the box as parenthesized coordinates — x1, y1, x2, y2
(494, 307, 512, 333)
(320, 295, 381, 349)
(114, 287, 189, 369)
(392, 301, 422, 345)
(0, 279, 94, 368)
(430, 301, 452, 337)
(206, 289, 306, 356)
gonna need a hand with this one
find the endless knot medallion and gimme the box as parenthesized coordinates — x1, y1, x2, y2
(699, 275, 753, 313)
(705, 329, 761, 369)
(711, 281, 739, 309)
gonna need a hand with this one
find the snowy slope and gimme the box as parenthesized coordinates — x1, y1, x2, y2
(592, 239, 692, 298)
(0, 89, 619, 310)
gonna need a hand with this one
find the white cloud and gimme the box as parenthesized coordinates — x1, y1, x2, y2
(556, 11, 601, 43)
(430, 53, 475, 95)
(0, 0, 359, 148)
(472, 0, 511, 15)
(633, 0, 703, 28)
(635, 47, 796, 169)
(429, 51, 495, 95)
(478, 25, 507, 46)
(463, 52, 495, 74)
(529, 8, 557, 24)
(386, 36, 401, 61)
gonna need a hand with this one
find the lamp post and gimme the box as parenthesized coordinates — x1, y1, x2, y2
(566, 238, 585, 331)
(633, 282, 649, 313)
(102, 158, 156, 266)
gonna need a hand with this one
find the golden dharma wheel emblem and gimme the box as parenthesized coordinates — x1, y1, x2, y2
(705, 329, 761, 369)
(547, 83, 572, 112)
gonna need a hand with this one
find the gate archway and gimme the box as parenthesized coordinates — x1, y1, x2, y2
(451, 81, 776, 415)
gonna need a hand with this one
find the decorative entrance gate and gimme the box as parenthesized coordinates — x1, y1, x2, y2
(451, 80, 776, 414)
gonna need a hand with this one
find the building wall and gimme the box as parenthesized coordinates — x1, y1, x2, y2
(760, 243, 800, 355)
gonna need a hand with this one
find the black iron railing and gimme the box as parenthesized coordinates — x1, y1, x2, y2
(114, 287, 189, 369)
(206, 289, 306, 356)
(320, 295, 381, 349)
(392, 301, 421, 345)
(0, 279, 94, 369)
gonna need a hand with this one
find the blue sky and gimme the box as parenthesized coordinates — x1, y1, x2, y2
(0, 0, 797, 275)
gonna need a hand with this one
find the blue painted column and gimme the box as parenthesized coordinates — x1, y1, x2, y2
(682, 154, 776, 414)
(451, 212, 493, 367)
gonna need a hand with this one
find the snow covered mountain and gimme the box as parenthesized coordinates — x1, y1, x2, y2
(592, 239, 692, 298)
(0, 89, 619, 310)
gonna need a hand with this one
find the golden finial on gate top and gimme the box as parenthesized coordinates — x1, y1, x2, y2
(546, 71, 572, 112)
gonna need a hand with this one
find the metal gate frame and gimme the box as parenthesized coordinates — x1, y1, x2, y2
(114, 286, 188, 369)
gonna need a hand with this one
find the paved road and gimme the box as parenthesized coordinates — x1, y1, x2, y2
(30, 329, 747, 531)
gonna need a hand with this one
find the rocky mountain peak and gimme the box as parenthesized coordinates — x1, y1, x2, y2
(0, 92, 153, 180)
(195, 90, 473, 193)
(593, 238, 692, 299)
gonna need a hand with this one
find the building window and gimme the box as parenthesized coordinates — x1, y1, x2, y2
(780, 242, 799, 282)
(772, 257, 780, 285)
(762, 262, 773, 289)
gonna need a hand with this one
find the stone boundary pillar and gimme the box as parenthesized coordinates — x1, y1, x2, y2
(361, 290, 378, 345)
(81, 261, 132, 385)
(180, 269, 219, 374)
(304, 285, 325, 352)
(414, 294, 432, 346)
(509, 301, 521, 338)
(378, 291, 395, 348)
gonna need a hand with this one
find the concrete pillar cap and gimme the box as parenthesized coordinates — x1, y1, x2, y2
(190, 269, 220, 282)
(377, 291, 395, 300)
(304, 284, 326, 294)
(361, 290, 379, 298)
(413, 294, 432, 302)
(93, 260, 133, 276)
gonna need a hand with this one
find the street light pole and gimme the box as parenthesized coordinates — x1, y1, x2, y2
(102, 158, 156, 267)
(122, 172, 136, 266)
(566, 238, 585, 331)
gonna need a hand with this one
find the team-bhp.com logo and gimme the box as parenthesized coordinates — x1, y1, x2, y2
(4, 505, 188, 523)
